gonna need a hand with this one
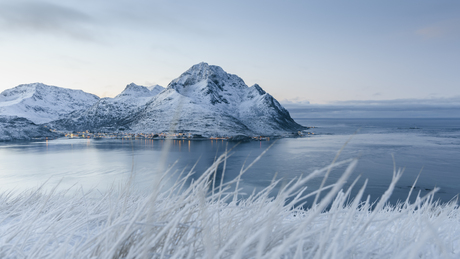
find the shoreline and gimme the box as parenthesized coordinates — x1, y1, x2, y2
(0, 128, 317, 143)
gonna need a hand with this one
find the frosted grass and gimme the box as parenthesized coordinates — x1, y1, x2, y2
(0, 151, 459, 258)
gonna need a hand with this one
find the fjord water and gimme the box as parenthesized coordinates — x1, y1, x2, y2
(0, 118, 459, 205)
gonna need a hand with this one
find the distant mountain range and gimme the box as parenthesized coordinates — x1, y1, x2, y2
(0, 63, 305, 140)
(49, 83, 165, 133)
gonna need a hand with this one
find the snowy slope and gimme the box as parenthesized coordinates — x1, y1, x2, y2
(0, 115, 62, 141)
(239, 84, 302, 133)
(126, 88, 252, 136)
(50, 83, 164, 132)
(147, 85, 165, 96)
(0, 83, 100, 124)
(128, 63, 304, 136)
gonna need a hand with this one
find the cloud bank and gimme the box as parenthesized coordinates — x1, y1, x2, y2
(284, 97, 460, 118)
(0, 1, 98, 41)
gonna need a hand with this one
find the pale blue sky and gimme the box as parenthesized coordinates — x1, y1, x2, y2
(0, 0, 459, 104)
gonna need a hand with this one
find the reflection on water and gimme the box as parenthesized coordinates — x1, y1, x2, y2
(0, 118, 459, 206)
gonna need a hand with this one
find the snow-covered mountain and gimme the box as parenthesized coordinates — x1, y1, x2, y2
(115, 83, 164, 99)
(127, 63, 304, 136)
(0, 83, 100, 124)
(0, 115, 62, 141)
(5, 64, 303, 138)
(50, 83, 164, 132)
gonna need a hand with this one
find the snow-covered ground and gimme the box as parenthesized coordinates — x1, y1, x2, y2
(0, 152, 459, 258)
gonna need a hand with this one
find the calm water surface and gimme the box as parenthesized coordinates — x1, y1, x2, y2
(1, 118, 459, 206)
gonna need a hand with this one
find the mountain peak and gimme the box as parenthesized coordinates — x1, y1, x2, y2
(187, 62, 214, 71)
(168, 63, 247, 93)
(1, 83, 79, 102)
(186, 62, 226, 74)
(252, 84, 266, 95)
(126, 82, 140, 88)
(116, 83, 152, 98)
(189, 62, 210, 70)
(172, 62, 227, 85)
(147, 85, 165, 95)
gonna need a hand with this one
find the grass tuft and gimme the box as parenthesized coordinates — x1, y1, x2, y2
(0, 151, 459, 258)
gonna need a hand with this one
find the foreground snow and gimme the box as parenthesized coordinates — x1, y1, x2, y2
(0, 152, 459, 258)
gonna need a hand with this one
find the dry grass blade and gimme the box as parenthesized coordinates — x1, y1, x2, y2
(0, 149, 459, 258)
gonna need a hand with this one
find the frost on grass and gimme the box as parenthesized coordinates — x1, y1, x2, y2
(0, 152, 459, 259)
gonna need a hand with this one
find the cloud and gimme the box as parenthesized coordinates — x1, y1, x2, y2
(415, 19, 460, 39)
(283, 97, 460, 118)
(330, 96, 460, 106)
(0, 1, 98, 41)
(416, 26, 446, 39)
(286, 104, 460, 119)
(279, 97, 310, 105)
(0, 1, 219, 44)
(283, 96, 460, 108)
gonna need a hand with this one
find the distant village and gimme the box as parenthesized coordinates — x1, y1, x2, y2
(48, 128, 315, 141)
